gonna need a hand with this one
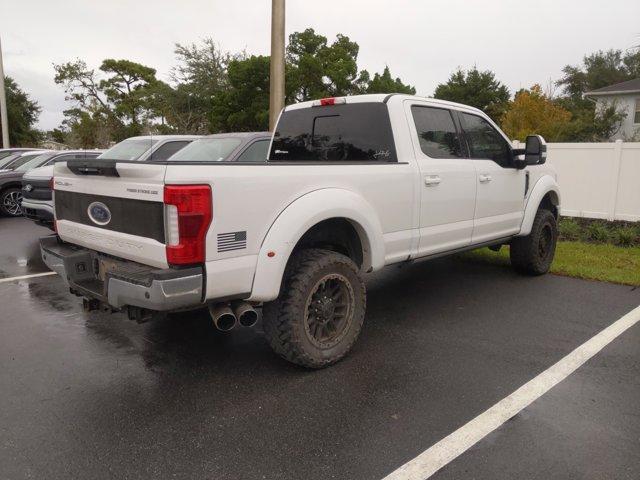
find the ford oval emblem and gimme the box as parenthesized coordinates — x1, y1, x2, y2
(87, 202, 112, 226)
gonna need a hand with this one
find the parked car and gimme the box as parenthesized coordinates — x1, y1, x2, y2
(20, 135, 200, 226)
(0, 149, 45, 172)
(21, 150, 104, 227)
(0, 151, 53, 216)
(0, 148, 42, 162)
(41, 94, 560, 368)
(98, 135, 201, 162)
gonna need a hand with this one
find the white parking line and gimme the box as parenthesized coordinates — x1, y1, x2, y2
(383, 304, 640, 480)
(0, 271, 57, 284)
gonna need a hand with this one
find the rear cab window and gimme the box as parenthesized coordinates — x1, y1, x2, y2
(269, 102, 397, 162)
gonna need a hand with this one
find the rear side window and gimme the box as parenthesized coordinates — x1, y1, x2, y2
(270, 103, 397, 162)
(98, 138, 158, 161)
(459, 113, 512, 167)
(235, 140, 270, 162)
(149, 141, 191, 161)
(411, 106, 463, 158)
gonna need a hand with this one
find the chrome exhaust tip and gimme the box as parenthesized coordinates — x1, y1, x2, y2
(209, 304, 237, 332)
(233, 301, 259, 328)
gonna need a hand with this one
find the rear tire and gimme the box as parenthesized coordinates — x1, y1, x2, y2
(0, 188, 24, 217)
(262, 248, 366, 369)
(510, 208, 557, 275)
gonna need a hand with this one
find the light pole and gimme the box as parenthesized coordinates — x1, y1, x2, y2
(269, 0, 285, 131)
(0, 36, 9, 148)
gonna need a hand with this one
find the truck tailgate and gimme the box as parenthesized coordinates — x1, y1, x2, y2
(53, 160, 169, 268)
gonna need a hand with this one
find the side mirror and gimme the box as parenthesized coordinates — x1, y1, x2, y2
(524, 135, 547, 165)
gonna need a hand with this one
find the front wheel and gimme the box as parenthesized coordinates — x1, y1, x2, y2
(510, 208, 558, 275)
(0, 188, 24, 217)
(262, 248, 366, 369)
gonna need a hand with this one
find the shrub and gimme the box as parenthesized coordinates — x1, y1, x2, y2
(586, 221, 610, 243)
(559, 218, 581, 240)
(613, 227, 637, 247)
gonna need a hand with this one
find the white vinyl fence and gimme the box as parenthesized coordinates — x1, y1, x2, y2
(514, 140, 640, 222)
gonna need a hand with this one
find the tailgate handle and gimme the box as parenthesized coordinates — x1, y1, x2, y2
(67, 159, 120, 177)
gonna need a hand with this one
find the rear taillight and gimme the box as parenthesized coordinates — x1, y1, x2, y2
(164, 185, 212, 265)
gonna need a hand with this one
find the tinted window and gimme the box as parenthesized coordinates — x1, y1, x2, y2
(235, 140, 270, 162)
(168, 138, 242, 162)
(148, 141, 191, 161)
(270, 103, 397, 162)
(411, 106, 463, 158)
(460, 113, 512, 167)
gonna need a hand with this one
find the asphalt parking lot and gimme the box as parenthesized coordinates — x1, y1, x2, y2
(1, 217, 639, 480)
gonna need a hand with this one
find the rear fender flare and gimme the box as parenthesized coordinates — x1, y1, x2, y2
(518, 175, 561, 237)
(248, 188, 385, 302)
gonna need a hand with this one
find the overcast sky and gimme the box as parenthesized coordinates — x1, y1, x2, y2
(1, 0, 639, 130)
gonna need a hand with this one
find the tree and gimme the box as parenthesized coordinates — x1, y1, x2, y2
(164, 39, 235, 133)
(61, 108, 114, 149)
(556, 49, 640, 100)
(1, 76, 42, 146)
(366, 66, 416, 95)
(211, 56, 271, 132)
(51, 30, 418, 141)
(54, 58, 163, 143)
(99, 59, 158, 133)
(434, 67, 510, 121)
(286, 28, 369, 102)
(501, 85, 572, 141)
(554, 49, 638, 141)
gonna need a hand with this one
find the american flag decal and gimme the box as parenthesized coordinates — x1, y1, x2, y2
(217, 231, 247, 252)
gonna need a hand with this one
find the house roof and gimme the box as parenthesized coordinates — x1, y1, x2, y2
(585, 78, 640, 96)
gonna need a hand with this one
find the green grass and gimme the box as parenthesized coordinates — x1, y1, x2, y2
(456, 241, 640, 286)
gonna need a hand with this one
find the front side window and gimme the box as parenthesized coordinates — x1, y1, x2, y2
(235, 140, 270, 162)
(411, 106, 463, 158)
(270, 103, 397, 162)
(459, 113, 512, 167)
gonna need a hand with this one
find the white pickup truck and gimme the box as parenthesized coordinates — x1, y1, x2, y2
(41, 94, 560, 368)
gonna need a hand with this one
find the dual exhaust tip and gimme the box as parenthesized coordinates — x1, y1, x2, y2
(209, 301, 258, 331)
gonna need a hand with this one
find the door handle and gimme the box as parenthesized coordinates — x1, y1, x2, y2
(479, 174, 492, 183)
(425, 175, 441, 186)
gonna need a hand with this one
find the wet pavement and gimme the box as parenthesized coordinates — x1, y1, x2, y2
(1, 216, 639, 480)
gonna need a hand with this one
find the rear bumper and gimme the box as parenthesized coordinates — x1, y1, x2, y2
(40, 235, 204, 312)
(22, 200, 54, 226)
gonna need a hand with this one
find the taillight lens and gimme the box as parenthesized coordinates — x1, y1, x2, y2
(164, 185, 212, 265)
